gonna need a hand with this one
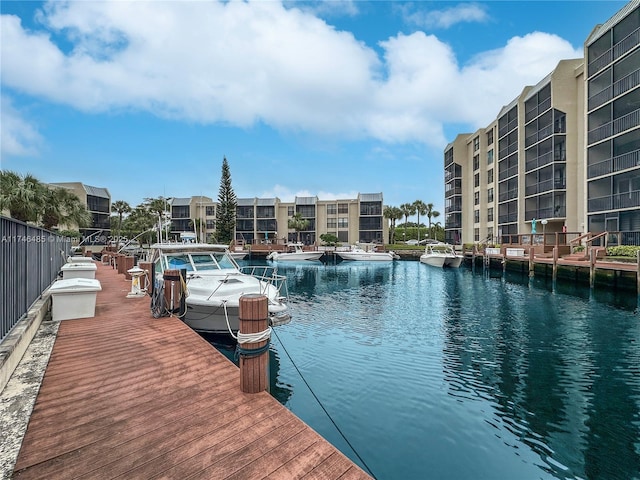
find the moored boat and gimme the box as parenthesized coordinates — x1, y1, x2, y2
(266, 243, 324, 261)
(336, 243, 399, 262)
(148, 243, 290, 335)
(420, 243, 463, 268)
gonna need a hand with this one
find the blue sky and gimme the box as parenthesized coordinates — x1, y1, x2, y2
(0, 0, 629, 215)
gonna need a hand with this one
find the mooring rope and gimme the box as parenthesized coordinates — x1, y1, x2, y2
(271, 327, 377, 479)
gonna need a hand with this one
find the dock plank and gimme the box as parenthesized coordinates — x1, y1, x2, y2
(12, 262, 371, 480)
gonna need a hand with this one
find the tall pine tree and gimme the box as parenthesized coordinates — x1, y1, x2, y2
(215, 156, 237, 244)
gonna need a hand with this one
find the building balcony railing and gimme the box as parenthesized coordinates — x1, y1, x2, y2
(587, 149, 640, 178)
(588, 26, 640, 77)
(498, 188, 518, 202)
(524, 97, 552, 123)
(524, 124, 554, 148)
(524, 206, 565, 221)
(589, 68, 640, 111)
(588, 108, 640, 144)
(588, 189, 640, 212)
(445, 188, 462, 197)
(498, 118, 518, 138)
(498, 142, 518, 159)
(498, 214, 518, 224)
(445, 205, 462, 214)
(525, 151, 557, 171)
(498, 164, 518, 182)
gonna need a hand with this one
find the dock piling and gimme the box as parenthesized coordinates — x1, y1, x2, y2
(238, 294, 270, 394)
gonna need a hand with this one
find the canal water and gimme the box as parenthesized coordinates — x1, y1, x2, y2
(218, 260, 639, 480)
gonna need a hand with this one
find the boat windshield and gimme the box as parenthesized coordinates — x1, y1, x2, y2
(164, 252, 238, 272)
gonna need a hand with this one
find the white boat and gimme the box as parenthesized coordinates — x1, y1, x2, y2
(266, 243, 324, 261)
(230, 251, 248, 261)
(336, 244, 399, 262)
(420, 243, 463, 268)
(148, 243, 290, 335)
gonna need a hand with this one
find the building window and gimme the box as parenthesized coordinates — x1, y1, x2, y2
(236, 206, 253, 219)
(474, 191, 480, 205)
(487, 149, 494, 164)
(473, 155, 480, 171)
(488, 188, 494, 203)
(338, 217, 348, 228)
(474, 210, 480, 223)
(474, 228, 480, 241)
(327, 204, 337, 215)
(474, 173, 480, 188)
(256, 206, 275, 218)
(487, 129, 493, 146)
(488, 208, 494, 222)
(206, 220, 215, 229)
(205, 206, 215, 216)
(327, 218, 337, 228)
(473, 136, 480, 151)
(488, 169, 494, 184)
(287, 206, 294, 217)
(338, 203, 349, 214)
(172, 206, 190, 219)
(487, 227, 493, 240)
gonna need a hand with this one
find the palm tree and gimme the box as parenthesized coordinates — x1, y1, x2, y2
(288, 212, 310, 244)
(0, 170, 46, 223)
(425, 203, 440, 239)
(383, 206, 403, 244)
(42, 185, 91, 230)
(413, 200, 427, 242)
(112, 200, 132, 250)
(400, 203, 416, 240)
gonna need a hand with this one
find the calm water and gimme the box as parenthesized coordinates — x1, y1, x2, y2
(220, 260, 640, 480)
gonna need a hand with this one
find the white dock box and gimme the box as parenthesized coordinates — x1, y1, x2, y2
(50, 278, 102, 321)
(506, 248, 525, 257)
(67, 256, 95, 263)
(61, 262, 97, 279)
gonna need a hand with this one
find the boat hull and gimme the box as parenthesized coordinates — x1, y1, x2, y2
(184, 299, 290, 334)
(420, 255, 447, 268)
(444, 256, 463, 268)
(336, 252, 395, 261)
(268, 252, 324, 261)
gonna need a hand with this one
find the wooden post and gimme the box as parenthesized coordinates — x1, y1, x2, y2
(552, 246, 558, 282)
(590, 248, 597, 288)
(239, 294, 270, 394)
(138, 261, 153, 295)
(529, 247, 535, 278)
(163, 269, 182, 314)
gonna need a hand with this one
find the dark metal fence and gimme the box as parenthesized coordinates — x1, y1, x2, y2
(1, 216, 71, 341)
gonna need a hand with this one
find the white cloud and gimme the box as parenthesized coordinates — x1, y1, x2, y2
(1, 1, 582, 150)
(402, 3, 489, 29)
(0, 95, 43, 158)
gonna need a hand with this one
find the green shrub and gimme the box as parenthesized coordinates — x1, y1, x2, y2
(606, 245, 640, 257)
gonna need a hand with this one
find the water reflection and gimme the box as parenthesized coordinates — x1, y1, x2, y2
(440, 271, 640, 479)
(212, 260, 639, 479)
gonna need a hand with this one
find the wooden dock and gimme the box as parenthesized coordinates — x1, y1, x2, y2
(12, 262, 371, 479)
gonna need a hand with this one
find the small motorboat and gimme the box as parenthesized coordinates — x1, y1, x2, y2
(266, 243, 324, 261)
(149, 243, 290, 335)
(420, 243, 463, 268)
(336, 243, 399, 262)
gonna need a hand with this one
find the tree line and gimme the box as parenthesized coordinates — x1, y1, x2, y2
(384, 200, 441, 244)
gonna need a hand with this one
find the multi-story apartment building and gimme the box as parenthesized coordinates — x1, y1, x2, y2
(168, 196, 216, 242)
(235, 193, 386, 245)
(445, 1, 639, 246)
(50, 182, 111, 244)
(585, 1, 640, 245)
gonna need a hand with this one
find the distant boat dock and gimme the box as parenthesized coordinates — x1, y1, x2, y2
(7, 262, 372, 479)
